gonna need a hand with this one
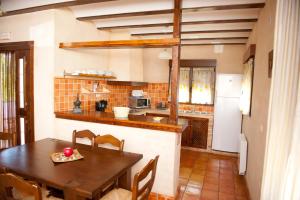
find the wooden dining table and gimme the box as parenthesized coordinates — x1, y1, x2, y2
(0, 138, 143, 200)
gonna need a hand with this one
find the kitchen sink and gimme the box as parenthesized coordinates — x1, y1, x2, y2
(178, 110, 209, 115)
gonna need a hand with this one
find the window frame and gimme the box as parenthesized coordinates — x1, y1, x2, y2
(168, 59, 217, 105)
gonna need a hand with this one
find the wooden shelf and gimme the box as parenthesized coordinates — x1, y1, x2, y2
(63, 71, 116, 80)
(107, 80, 148, 86)
(59, 38, 180, 49)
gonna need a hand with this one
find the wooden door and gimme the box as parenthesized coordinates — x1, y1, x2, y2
(0, 42, 34, 145)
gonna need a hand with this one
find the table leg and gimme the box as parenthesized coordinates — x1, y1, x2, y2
(118, 169, 131, 190)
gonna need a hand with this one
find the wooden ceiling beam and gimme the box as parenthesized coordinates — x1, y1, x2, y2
(181, 43, 246, 46)
(59, 38, 180, 49)
(183, 3, 265, 12)
(181, 37, 248, 41)
(77, 9, 173, 21)
(77, 3, 264, 21)
(0, 0, 116, 17)
(131, 29, 252, 36)
(97, 19, 258, 30)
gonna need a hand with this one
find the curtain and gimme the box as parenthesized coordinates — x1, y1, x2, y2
(261, 0, 300, 199)
(191, 68, 214, 104)
(240, 58, 254, 115)
(0, 52, 16, 135)
(178, 68, 190, 103)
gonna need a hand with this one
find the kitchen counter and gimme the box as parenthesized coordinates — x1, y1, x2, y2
(130, 108, 213, 119)
(55, 111, 188, 133)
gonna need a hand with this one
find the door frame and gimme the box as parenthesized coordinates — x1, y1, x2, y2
(0, 41, 34, 144)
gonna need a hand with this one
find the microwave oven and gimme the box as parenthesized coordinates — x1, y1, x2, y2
(129, 97, 151, 108)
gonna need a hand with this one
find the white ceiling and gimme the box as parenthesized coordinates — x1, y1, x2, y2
(1, 0, 266, 45)
(130, 22, 255, 34)
(70, 0, 265, 17)
(89, 8, 260, 29)
(1, 0, 73, 11)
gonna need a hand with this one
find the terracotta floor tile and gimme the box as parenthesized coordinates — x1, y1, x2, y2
(220, 169, 233, 175)
(187, 180, 204, 188)
(219, 192, 235, 200)
(180, 167, 193, 179)
(219, 181, 235, 189)
(185, 186, 202, 196)
(235, 186, 248, 197)
(204, 176, 219, 185)
(190, 174, 205, 183)
(179, 149, 249, 200)
(192, 168, 206, 176)
(194, 163, 207, 170)
(236, 196, 249, 200)
(182, 193, 201, 200)
(203, 182, 219, 192)
(179, 178, 189, 185)
(219, 175, 234, 183)
(200, 189, 219, 200)
(206, 166, 219, 173)
(219, 184, 235, 195)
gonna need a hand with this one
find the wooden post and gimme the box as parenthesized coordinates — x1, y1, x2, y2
(170, 0, 182, 122)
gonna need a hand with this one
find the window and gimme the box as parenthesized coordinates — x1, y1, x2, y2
(179, 68, 190, 102)
(169, 60, 216, 105)
(191, 68, 215, 104)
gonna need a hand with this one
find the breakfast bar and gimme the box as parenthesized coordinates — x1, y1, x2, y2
(55, 111, 188, 133)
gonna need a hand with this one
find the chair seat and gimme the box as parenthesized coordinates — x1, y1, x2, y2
(100, 188, 132, 200)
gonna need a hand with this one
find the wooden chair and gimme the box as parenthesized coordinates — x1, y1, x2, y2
(0, 173, 42, 200)
(93, 134, 124, 151)
(0, 132, 15, 150)
(72, 129, 96, 146)
(100, 156, 159, 200)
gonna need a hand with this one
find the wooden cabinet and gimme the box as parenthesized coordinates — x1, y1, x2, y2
(190, 118, 208, 149)
(146, 112, 209, 149)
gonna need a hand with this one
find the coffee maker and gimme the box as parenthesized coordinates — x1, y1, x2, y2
(95, 100, 108, 112)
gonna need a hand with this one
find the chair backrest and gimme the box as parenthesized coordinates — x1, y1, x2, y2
(0, 173, 42, 200)
(0, 132, 15, 150)
(132, 156, 159, 200)
(93, 134, 124, 151)
(72, 130, 96, 146)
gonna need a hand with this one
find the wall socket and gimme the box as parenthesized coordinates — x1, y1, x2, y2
(0, 32, 11, 40)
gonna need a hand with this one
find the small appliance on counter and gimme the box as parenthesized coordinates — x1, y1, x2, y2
(129, 97, 151, 109)
(95, 100, 108, 112)
(73, 94, 82, 113)
(129, 90, 151, 109)
(131, 90, 144, 97)
(156, 102, 167, 110)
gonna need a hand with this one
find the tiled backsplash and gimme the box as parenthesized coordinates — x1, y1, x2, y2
(54, 77, 214, 113)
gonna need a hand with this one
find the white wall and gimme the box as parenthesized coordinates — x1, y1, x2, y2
(108, 31, 144, 81)
(54, 8, 110, 76)
(54, 118, 181, 197)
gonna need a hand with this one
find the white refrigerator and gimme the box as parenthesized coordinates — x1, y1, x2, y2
(212, 74, 242, 153)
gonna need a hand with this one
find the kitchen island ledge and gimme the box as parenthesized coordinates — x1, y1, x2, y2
(55, 111, 188, 133)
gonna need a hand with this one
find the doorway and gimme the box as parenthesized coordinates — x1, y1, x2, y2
(0, 41, 34, 145)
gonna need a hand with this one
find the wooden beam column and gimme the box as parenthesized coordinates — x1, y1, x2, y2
(170, 0, 182, 122)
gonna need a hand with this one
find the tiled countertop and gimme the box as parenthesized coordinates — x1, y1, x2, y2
(130, 108, 214, 119)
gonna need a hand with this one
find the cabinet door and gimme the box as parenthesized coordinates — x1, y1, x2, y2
(191, 119, 209, 149)
(181, 125, 191, 146)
